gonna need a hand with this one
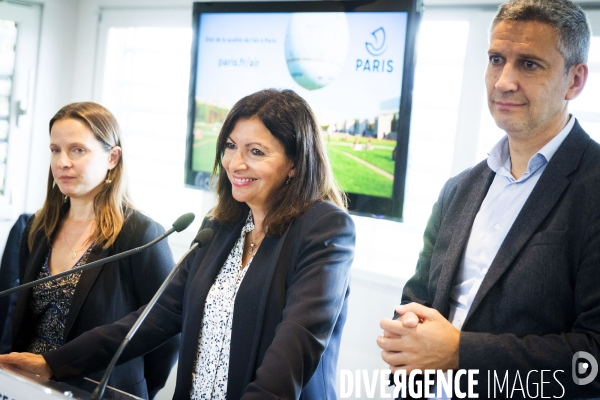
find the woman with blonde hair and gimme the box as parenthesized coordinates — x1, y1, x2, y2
(6, 102, 178, 399)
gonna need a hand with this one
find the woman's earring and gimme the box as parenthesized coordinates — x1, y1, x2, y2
(105, 170, 112, 184)
(285, 176, 292, 185)
(52, 180, 56, 188)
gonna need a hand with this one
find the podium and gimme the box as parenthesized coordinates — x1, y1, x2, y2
(0, 366, 143, 399)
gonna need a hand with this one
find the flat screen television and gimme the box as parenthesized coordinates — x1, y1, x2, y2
(185, 0, 421, 220)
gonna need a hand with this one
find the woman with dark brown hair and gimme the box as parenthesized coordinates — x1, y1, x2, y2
(3, 102, 179, 398)
(1, 90, 355, 399)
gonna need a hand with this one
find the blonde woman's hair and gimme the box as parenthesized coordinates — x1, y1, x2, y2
(28, 102, 133, 250)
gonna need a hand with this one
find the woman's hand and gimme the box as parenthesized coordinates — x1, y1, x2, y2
(0, 352, 53, 378)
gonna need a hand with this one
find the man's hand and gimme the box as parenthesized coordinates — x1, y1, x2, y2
(377, 302, 460, 373)
(0, 352, 53, 378)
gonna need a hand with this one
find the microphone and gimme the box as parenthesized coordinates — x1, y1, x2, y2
(91, 228, 214, 400)
(0, 212, 196, 298)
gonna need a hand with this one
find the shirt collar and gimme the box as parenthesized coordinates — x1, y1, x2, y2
(242, 210, 255, 234)
(537, 115, 575, 162)
(487, 115, 575, 176)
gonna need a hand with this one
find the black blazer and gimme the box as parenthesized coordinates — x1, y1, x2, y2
(43, 201, 355, 399)
(402, 121, 600, 398)
(0, 213, 32, 337)
(12, 211, 180, 399)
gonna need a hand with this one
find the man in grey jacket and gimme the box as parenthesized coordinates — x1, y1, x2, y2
(378, 0, 600, 398)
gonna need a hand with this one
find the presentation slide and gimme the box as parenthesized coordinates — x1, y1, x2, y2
(191, 11, 407, 199)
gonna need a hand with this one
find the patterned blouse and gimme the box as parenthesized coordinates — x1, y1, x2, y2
(190, 212, 257, 400)
(26, 246, 93, 354)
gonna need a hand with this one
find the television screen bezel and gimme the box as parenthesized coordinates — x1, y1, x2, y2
(185, 0, 421, 221)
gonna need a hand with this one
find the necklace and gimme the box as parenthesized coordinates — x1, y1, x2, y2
(63, 231, 89, 259)
(248, 230, 264, 256)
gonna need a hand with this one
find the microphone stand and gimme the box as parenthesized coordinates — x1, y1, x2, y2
(91, 228, 213, 400)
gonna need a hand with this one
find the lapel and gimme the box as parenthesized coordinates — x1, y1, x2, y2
(465, 123, 589, 322)
(234, 223, 292, 394)
(177, 218, 245, 390)
(432, 164, 494, 315)
(63, 245, 109, 339)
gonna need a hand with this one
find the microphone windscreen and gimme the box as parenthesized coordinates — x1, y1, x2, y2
(194, 228, 214, 248)
(172, 213, 195, 232)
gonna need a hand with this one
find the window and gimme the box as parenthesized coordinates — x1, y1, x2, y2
(94, 8, 208, 256)
(0, 1, 40, 234)
(101, 25, 192, 213)
(0, 19, 17, 195)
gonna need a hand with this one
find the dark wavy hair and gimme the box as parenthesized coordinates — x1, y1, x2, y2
(210, 89, 346, 235)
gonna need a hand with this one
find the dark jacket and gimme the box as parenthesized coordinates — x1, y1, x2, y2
(43, 201, 355, 399)
(0, 213, 32, 340)
(402, 121, 600, 398)
(12, 210, 180, 399)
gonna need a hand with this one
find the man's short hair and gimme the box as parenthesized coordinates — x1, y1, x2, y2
(492, 0, 591, 71)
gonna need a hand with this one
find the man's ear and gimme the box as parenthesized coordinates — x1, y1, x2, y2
(566, 62, 588, 101)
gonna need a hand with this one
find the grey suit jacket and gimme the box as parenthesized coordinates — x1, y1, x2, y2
(402, 121, 600, 398)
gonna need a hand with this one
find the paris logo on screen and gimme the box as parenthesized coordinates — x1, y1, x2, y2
(366, 27, 387, 56)
(357, 27, 393, 73)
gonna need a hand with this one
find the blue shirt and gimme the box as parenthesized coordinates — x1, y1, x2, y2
(448, 116, 576, 330)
